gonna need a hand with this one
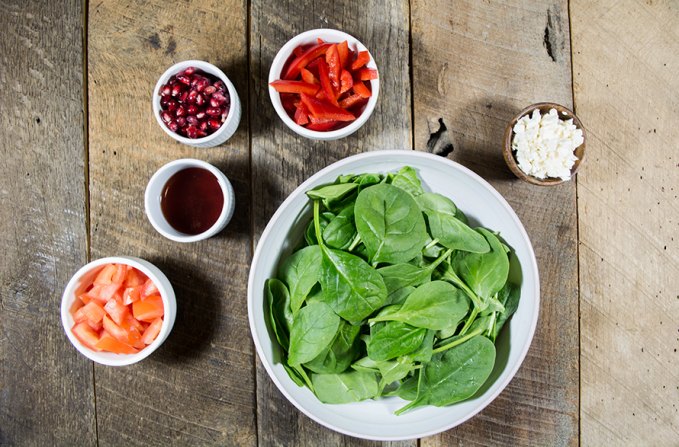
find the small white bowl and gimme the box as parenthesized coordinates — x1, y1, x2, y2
(152, 60, 241, 148)
(144, 158, 235, 243)
(268, 29, 379, 141)
(61, 256, 177, 367)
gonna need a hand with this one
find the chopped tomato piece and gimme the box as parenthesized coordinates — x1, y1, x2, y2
(95, 332, 138, 355)
(300, 93, 356, 122)
(340, 70, 353, 94)
(269, 80, 320, 95)
(98, 283, 122, 301)
(352, 81, 372, 98)
(74, 301, 107, 326)
(133, 295, 164, 322)
(358, 68, 378, 81)
(124, 268, 147, 288)
(141, 318, 163, 345)
(94, 264, 118, 285)
(337, 40, 349, 69)
(141, 278, 159, 298)
(283, 43, 331, 80)
(124, 314, 145, 333)
(351, 51, 370, 70)
(122, 286, 142, 305)
(74, 266, 104, 296)
(104, 298, 129, 325)
(300, 68, 318, 85)
(72, 323, 101, 350)
(102, 315, 141, 347)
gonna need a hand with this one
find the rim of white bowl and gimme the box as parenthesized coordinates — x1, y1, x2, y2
(144, 158, 235, 243)
(247, 150, 540, 440)
(61, 256, 177, 366)
(268, 28, 379, 141)
(152, 60, 240, 146)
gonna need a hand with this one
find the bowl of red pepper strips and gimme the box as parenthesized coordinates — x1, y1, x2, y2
(268, 29, 379, 140)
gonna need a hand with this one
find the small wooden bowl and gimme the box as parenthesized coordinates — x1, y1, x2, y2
(503, 102, 586, 186)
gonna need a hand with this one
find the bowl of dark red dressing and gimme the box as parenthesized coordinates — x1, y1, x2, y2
(145, 159, 235, 242)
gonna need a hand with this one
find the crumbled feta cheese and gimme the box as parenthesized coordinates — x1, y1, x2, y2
(511, 108, 584, 181)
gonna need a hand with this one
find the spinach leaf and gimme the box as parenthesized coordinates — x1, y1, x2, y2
(390, 166, 424, 198)
(394, 374, 420, 401)
(279, 245, 322, 313)
(396, 335, 496, 414)
(367, 321, 426, 361)
(283, 363, 308, 388)
(490, 283, 520, 342)
(377, 357, 415, 393)
(452, 228, 509, 301)
(305, 321, 360, 374)
(266, 278, 293, 351)
(312, 371, 379, 404)
(418, 193, 490, 253)
(322, 205, 356, 250)
(378, 263, 431, 305)
(305, 211, 334, 246)
(288, 301, 340, 366)
(408, 329, 436, 363)
(307, 182, 358, 201)
(371, 281, 470, 330)
(354, 183, 428, 265)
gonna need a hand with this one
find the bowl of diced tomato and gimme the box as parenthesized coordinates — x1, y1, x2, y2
(61, 256, 177, 366)
(268, 28, 379, 140)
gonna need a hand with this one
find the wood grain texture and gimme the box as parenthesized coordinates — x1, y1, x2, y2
(87, 1, 255, 445)
(250, 0, 412, 444)
(0, 0, 95, 445)
(571, 1, 679, 445)
(412, 1, 578, 445)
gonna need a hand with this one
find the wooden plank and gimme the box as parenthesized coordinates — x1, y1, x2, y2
(249, 1, 412, 444)
(87, 1, 255, 445)
(0, 1, 95, 445)
(571, 1, 679, 444)
(411, 1, 578, 445)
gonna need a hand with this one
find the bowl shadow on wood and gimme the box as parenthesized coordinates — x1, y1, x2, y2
(146, 257, 219, 363)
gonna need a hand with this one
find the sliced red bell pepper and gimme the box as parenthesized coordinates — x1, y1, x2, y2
(280, 93, 297, 113)
(283, 43, 331, 80)
(358, 68, 378, 81)
(339, 93, 366, 109)
(337, 40, 349, 69)
(326, 44, 341, 93)
(317, 38, 325, 44)
(300, 68, 318, 85)
(300, 93, 356, 122)
(352, 80, 372, 98)
(270, 80, 320, 95)
(351, 51, 371, 70)
(306, 121, 339, 131)
(317, 59, 339, 106)
(292, 44, 307, 58)
(340, 70, 353, 94)
(294, 104, 309, 125)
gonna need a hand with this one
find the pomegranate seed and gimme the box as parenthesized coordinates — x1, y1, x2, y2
(187, 89, 198, 104)
(221, 108, 230, 120)
(186, 115, 198, 125)
(186, 105, 198, 115)
(177, 74, 191, 85)
(176, 117, 186, 127)
(205, 107, 221, 117)
(194, 78, 209, 92)
(207, 119, 221, 130)
(175, 105, 186, 117)
(171, 84, 182, 97)
(203, 85, 217, 95)
(196, 111, 206, 120)
(180, 90, 189, 103)
(214, 80, 226, 91)
(183, 67, 196, 76)
(166, 100, 178, 112)
(168, 121, 179, 132)
(161, 112, 172, 123)
(199, 121, 209, 131)
(160, 85, 172, 96)
(185, 125, 199, 139)
(211, 91, 227, 105)
(197, 130, 208, 138)
(160, 96, 171, 108)
(195, 93, 205, 106)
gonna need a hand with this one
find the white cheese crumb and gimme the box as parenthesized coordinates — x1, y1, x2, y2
(511, 108, 584, 181)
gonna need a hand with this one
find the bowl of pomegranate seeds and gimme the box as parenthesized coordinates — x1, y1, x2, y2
(269, 29, 379, 141)
(153, 60, 241, 147)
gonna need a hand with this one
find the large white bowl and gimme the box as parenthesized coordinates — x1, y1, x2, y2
(247, 150, 540, 440)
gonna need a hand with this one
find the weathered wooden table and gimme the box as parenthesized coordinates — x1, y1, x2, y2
(2, 1, 677, 445)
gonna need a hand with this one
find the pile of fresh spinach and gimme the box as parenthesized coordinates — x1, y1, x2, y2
(265, 166, 520, 414)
